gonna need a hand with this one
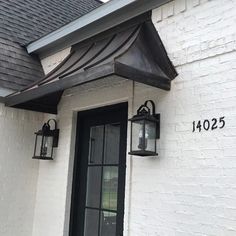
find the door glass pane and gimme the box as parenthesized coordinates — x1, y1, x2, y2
(86, 166, 102, 208)
(102, 167, 118, 211)
(89, 126, 104, 164)
(100, 211, 117, 236)
(104, 124, 120, 164)
(84, 209, 99, 236)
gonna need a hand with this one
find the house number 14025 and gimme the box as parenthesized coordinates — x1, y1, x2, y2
(192, 117, 225, 132)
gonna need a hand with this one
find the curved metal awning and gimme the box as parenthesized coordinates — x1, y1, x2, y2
(5, 15, 177, 114)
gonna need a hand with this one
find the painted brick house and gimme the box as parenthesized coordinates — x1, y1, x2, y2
(0, 0, 236, 236)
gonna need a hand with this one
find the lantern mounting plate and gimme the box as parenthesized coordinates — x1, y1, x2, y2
(154, 113, 160, 140)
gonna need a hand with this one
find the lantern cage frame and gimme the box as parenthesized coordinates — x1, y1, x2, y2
(129, 100, 160, 156)
(32, 119, 59, 160)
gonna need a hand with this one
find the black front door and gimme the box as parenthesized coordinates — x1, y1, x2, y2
(70, 103, 128, 236)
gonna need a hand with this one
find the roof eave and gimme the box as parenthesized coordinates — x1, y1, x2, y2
(27, 0, 171, 57)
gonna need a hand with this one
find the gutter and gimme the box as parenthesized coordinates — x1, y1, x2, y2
(27, 0, 171, 57)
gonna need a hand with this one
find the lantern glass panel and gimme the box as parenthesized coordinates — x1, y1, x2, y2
(131, 120, 145, 152)
(35, 134, 42, 157)
(145, 120, 157, 153)
(41, 135, 53, 158)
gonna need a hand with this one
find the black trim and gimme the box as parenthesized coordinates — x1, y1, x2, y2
(85, 206, 118, 214)
(5, 63, 114, 108)
(32, 156, 53, 160)
(115, 62, 171, 91)
(69, 102, 128, 236)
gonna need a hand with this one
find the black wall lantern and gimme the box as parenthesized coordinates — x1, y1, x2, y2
(33, 119, 59, 160)
(129, 100, 160, 156)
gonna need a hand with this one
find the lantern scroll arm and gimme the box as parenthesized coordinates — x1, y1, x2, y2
(47, 119, 59, 148)
(47, 119, 58, 130)
(144, 100, 156, 115)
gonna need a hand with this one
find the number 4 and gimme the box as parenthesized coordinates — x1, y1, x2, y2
(196, 120, 201, 132)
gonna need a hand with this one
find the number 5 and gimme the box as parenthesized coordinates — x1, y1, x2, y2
(219, 116, 225, 129)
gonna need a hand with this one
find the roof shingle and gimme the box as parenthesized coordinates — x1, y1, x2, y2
(0, 0, 101, 92)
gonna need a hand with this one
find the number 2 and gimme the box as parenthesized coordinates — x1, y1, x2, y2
(211, 118, 217, 130)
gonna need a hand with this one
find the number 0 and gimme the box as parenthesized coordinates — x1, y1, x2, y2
(203, 120, 210, 130)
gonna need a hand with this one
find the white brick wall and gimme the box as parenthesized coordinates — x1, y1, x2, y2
(32, 0, 236, 235)
(0, 104, 44, 236)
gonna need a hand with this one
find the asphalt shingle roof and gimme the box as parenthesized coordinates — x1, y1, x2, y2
(0, 0, 101, 92)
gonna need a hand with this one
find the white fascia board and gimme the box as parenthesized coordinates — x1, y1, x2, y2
(27, 0, 136, 54)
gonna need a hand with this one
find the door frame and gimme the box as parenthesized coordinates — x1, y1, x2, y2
(69, 102, 128, 236)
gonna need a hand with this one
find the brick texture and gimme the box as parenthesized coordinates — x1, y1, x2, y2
(0, 104, 44, 236)
(32, 0, 236, 236)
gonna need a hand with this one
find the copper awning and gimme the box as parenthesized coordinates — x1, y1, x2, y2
(5, 14, 177, 114)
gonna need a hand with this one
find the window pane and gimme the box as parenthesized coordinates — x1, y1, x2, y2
(104, 124, 120, 164)
(100, 211, 117, 236)
(86, 167, 102, 208)
(89, 126, 104, 164)
(84, 209, 99, 236)
(102, 167, 118, 211)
